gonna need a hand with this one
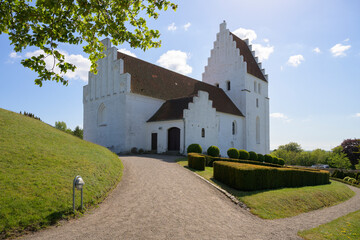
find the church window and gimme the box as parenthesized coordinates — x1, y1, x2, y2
(97, 103, 106, 126)
(232, 121, 237, 135)
(256, 117, 260, 144)
(254, 81, 257, 92)
(215, 83, 219, 88)
(226, 81, 230, 91)
(258, 83, 261, 94)
(256, 98, 259, 108)
(201, 128, 205, 138)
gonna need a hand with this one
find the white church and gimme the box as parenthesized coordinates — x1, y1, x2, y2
(83, 22, 270, 156)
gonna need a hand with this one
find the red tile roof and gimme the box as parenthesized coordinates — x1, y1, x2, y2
(117, 52, 244, 120)
(230, 33, 267, 82)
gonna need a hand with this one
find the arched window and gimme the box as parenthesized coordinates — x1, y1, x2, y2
(254, 81, 257, 92)
(97, 103, 106, 126)
(258, 83, 261, 94)
(201, 128, 205, 138)
(256, 116, 260, 144)
(232, 121, 236, 135)
(226, 81, 231, 91)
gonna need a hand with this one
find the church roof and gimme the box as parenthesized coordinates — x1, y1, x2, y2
(230, 33, 267, 82)
(117, 52, 244, 120)
(147, 97, 194, 122)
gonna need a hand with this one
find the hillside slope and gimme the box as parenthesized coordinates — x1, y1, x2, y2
(0, 108, 123, 237)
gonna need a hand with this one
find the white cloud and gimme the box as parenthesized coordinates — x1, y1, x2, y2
(344, 38, 350, 42)
(270, 113, 291, 122)
(156, 50, 192, 75)
(167, 22, 177, 32)
(252, 44, 274, 62)
(9, 52, 21, 59)
(183, 22, 191, 31)
(355, 113, 360, 117)
(313, 47, 321, 53)
(287, 54, 305, 67)
(25, 50, 90, 82)
(330, 43, 351, 57)
(233, 27, 274, 62)
(118, 48, 137, 58)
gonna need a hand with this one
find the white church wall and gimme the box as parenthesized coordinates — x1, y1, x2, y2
(217, 112, 245, 157)
(183, 91, 218, 154)
(146, 120, 184, 153)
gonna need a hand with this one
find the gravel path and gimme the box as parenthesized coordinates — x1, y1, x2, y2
(23, 155, 360, 240)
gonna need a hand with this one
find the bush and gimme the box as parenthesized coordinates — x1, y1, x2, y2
(278, 158, 285, 166)
(131, 147, 138, 154)
(272, 156, 279, 165)
(238, 149, 250, 160)
(248, 151, 258, 161)
(264, 154, 273, 163)
(227, 148, 239, 159)
(138, 148, 144, 154)
(188, 153, 205, 170)
(207, 145, 220, 157)
(213, 161, 330, 191)
(257, 154, 264, 162)
(187, 143, 202, 154)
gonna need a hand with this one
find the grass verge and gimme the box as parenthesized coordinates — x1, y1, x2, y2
(176, 158, 355, 219)
(298, 210, 360, 239)
(0, 108, 123, 238)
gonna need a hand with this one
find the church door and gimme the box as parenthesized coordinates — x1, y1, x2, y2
(168, 127, 180, 151)
(151, 133, 157, 151)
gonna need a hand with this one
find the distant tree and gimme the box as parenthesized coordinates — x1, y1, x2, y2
(73, 126, 83, 139)
(55, 121, 67, 131)
(341, 139, 360, 168)
(328, 146, 352, 169)
(278, 142, 303, 153)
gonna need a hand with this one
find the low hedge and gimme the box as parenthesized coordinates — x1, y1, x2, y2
(205, 155, 282, 168)
(188, 153, 205, 170)
(213, 161, 330, 191)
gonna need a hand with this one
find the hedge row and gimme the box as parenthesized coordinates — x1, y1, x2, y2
(188, 153, 205, 171)
(205, 155, 282, 168)
(213, 161, 330, 191)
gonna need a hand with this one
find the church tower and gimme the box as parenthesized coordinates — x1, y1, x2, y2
(202, 21, 270, 154)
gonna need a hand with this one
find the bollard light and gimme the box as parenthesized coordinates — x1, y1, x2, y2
(73, 175, 85, 212)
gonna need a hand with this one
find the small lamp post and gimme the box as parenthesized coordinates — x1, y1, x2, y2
(73, 175, 85, 212)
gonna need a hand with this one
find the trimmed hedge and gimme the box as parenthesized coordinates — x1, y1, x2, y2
(278, 158, 285, 166)
(227, 148, 239, 159)
(206, 156, 282, 168)
(188, 153, 206, 170)
(238, 149, 250, 160)
(187, 143, 202, 154)
(213, 161, 330, 191)
(248, 151, 258, 161)
(257, 154, 264, 162)
(207, 145, 220, 157)
(264, 154, 273, 163)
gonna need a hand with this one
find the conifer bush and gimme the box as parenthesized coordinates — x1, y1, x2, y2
(207, 145, 220, 157)
(257, 153, 264, 162)
(264, 154, 273, 163)
(272, 156, 279, 165)
(227, 148, 239, 159)
(248, 151, 258, 161)
(238, 149, 250, 160)
(278, 158, 285, 166)
(187, 143, 202, 154)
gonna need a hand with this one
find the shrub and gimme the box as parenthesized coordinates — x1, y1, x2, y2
(248, 151, 258, 161)
(257, 154, 264, 162)
(264, 154, 273, 163)
(213, 161, 330, 191)
(188, 153, 205, 170)
(238, 149, 250, 160)
(205, 155, 218, 167)
(131, 147, 138, 154)
(272, 156, 279, 165)
(227, 148, 239, 159)
(207, 145, 220, 157)
(138, 148, 144, 154)
(187, 143, 202, 154)
(278, 158, 285, 166)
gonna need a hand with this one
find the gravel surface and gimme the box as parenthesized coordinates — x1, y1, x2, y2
(22, 155, 360, 240)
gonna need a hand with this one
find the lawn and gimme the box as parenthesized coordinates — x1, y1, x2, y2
(176, 157, 355, 219)
(298, 210, 360, 239)
(0, 108, 123, 238)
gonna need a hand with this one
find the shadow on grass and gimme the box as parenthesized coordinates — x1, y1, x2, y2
(45, 210, 70, 225)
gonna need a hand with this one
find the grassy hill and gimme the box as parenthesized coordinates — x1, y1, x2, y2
(0, 108, 123, 238)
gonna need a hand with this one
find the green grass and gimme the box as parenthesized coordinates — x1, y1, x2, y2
(176, 158, 355, 219)
(298, 210, 360, 239)
(0, 108, 123, 238)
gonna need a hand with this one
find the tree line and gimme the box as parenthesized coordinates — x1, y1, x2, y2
(55, 121, 83, 139)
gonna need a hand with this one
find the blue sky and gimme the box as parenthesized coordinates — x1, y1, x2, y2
(1, 0, 359, 151)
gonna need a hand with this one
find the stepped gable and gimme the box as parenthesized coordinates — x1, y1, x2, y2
(230, 32, 267, 82)
(117, 52, 244, 118)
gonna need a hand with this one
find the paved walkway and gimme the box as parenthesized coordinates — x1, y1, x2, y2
(23, 155, 360, 240)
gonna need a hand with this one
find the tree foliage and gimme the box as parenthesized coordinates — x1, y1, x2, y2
(55, 121, 83, 139)
(277, 142, 303, 153)
(1, 0, 177, 86)
(340, 139, 360, 167)
(55, 121, 67, 131)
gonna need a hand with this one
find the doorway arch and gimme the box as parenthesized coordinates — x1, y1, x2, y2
(168, 127, 180, 151)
